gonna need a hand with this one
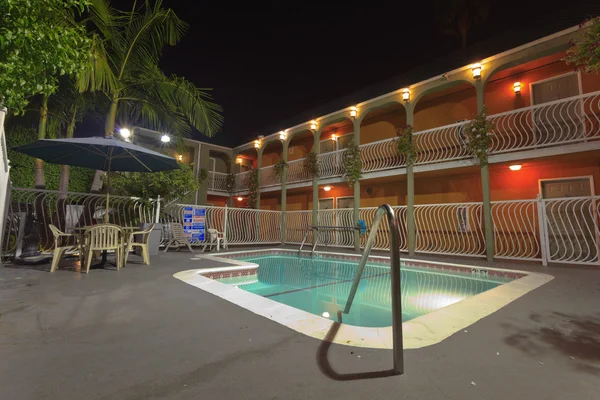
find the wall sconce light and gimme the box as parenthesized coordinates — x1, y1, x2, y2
(160, 134, 170, 143)
(509, 164, 522, 171)
(323, 186, 332, 191)
(177, 154, 183, 161)
(350, 106, 357, 119)
(471, 63, 482, 80)
(513, 82, 522, 94)
(237, 196, 243, 201)
(119, 128, 131, 139)
(331, 133, 337, 141)
(401, 88, 410, 103)
(254, 139, 261, 149)
(236, 156, 243, 164)
(279, 131, 287, 141)
(310, 120, 318, 131)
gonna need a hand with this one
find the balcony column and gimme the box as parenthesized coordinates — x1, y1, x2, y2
(352, 119, 361, 252)
(312, 128, 323, 233)
(405, 103, 416, 256)
(476, 79, 494, 263)
(281, 140, 289, 243)
(197, 143, 210, 205)
(256, 147, 264, 210)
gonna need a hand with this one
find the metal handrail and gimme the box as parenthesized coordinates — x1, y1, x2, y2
(298, 225, 361, 256)
(339, 204, 404, 375)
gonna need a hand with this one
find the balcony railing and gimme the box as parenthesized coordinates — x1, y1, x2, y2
(235, 170, 250, 192)
(207, 171, 229, 193)
(287, 158, 311, 184)
(225, 91, 600, 192)
(489, 91, 600, 154)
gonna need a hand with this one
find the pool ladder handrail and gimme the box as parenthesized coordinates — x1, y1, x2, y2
(338, 204, 404, 375)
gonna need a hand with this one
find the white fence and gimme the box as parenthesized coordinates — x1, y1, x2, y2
(287, 158, 312, 184)
(285, 210, 313, 244)
(207, 171, 229, 193)
(0, 108, 9, 251)
(318, 149, 345, 179)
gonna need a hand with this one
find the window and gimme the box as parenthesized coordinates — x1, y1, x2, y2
(531, 72, 580, 105)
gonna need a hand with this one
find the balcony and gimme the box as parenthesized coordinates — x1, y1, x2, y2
(213, 91, 600, 195)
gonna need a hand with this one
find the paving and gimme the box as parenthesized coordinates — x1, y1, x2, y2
(0, 248, 599, 400)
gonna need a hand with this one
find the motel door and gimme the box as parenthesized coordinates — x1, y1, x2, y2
(531, 73, 583, 145)
(541, 178, 598, 264)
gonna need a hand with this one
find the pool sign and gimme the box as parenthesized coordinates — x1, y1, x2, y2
(182, 206, 206, 242)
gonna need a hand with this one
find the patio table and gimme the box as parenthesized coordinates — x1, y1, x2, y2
(73, 226, 139, 267)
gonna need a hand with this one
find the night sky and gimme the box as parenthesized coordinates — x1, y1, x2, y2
(107, 0, 596, 147)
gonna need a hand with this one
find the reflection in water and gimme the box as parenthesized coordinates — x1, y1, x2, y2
(222, 256, 502, 328)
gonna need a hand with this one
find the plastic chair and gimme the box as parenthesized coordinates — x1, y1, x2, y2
(202, 228, 228, 252)
(82, 224, 124, 273)
(124, 224, 155, 265)
(163, 223, 194, 253)
(48, 224, 79, 272)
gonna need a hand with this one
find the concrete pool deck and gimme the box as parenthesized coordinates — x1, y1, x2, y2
(0, 248, 599, 400)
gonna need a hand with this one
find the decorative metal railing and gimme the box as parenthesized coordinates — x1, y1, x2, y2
(360, 206, 408, 251)
(359, 138, 406, 172)
(413, 121, 470, 165)
(0, 108, 9, 251)
(489, 91, 600, 154)
(259, 165, 278, 188)
(285, 210, 313, 244)
(2, 188, 156, 259)
(317, 149, 345, 179)
(207, 171, 229, 192)
(491, 199, 541, 261)
(286, 158, 311, 184)
(234, 170, 250, 192)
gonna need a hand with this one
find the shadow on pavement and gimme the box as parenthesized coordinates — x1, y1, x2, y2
(316, 321, 400, 381)
(503, 311, 600, 375)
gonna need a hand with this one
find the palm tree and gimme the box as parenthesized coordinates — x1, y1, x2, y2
(434, 0, 491, 49)
(79, 0, 223, 192)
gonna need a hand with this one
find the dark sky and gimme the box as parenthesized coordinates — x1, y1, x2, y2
(109, 0, 597, 147)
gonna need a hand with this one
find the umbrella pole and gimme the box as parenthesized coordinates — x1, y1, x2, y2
(105, 158, 111, 224)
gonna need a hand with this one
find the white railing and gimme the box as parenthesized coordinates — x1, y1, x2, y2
(235, 170, 250, 192)
(0, 108, 9, 251)
(489, 91, 600, 154)
(259, 165, 278, 188)
(414, 202, 485, 257)
(161, 203, 282, 246)
(286, 158, 311, 184)
(359, 137, 406, 172)
(360, 206, 408, 251)
(541, 196, 600, 265)
(2, 188, 156, 258)
(285, 210, 313, 244)
(413, 121, 470, 165)
(316, 208, 355, 248)
(207, 171, 229, 193)
(317, 149, 345, 179)
(491, 199, 542, 261)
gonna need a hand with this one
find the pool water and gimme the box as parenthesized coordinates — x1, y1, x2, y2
(216, 255, 503, 327)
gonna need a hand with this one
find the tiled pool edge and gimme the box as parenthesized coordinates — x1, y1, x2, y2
(174, 249, 554, 350)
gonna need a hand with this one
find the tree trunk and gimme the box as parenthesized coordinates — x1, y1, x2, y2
(89, 97, 118, 193)
(57, 106, 77, 230)
(34, 95, 48, 190)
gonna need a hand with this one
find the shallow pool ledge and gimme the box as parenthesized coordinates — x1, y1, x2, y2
(174, 253, 553, 350)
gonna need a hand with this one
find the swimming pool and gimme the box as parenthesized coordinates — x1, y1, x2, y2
(174, 249, 553, 349)
(215, 255, 504, 328)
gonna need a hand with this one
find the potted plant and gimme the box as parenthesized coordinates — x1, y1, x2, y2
(341, 140, 362, 187)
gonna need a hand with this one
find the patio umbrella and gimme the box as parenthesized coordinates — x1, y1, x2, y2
(13, 135, 180, 221)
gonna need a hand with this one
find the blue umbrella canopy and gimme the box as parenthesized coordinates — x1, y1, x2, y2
(13, 135, 179, 172)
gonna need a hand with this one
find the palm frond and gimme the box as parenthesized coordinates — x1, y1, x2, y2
(77, 33, 118, 94)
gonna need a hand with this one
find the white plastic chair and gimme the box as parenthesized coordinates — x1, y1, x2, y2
(82, 224, 124, 273)
(124, 224, 155, 265)
(48, 224, 80, 272)
(202, 228, 228, 252)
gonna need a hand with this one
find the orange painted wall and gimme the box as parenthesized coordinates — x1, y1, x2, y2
(286, 190, 312, 211)
(261, 143, 285, 167)
(360, 111, 406, 145)
(288, 136, 314, 161)
(414, 87, 477, 131)
(260, 193, 281, 211)
(489, 158, 600, 201)
(207, 194, 227, 207)
(360, 180, 407, 207)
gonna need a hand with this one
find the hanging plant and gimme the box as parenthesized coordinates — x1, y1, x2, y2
(395, 124, 416, 165)
(563, 17, 600, 73)
(247, 169, 260, 209)
(198, 168, 209, 184)
(225, 173, 236, 195)
(303, 151, 319, 178)
(464, 106, 494, 165)
(273, 159, 287, 182)
(341, 140, 362, 187)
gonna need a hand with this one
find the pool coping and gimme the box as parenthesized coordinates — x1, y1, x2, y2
(173, 248, 554, 350)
